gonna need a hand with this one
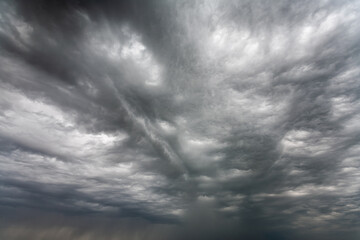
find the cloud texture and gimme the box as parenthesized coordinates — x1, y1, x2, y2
(1, 0, 360, 239)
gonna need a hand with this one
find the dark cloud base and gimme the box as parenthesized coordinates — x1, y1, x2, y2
(1, 0, 360, 239)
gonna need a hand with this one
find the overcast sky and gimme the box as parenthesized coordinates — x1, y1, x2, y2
(0, 0, 360, 239)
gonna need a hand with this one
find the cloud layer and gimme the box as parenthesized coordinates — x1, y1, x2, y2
(1, 0, 360, 239)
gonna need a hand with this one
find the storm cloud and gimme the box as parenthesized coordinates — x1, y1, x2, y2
(1, 0, 360, 239)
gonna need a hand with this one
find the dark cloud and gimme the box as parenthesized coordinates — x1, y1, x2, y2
(1, 0, 360, 239)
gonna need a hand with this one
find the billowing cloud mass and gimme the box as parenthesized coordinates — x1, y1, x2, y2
(0, 0, 360, 239)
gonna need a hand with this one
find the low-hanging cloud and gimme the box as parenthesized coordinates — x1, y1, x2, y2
(1, 0, 360, 239)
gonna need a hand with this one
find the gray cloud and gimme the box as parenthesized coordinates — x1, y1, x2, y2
(1, 0, 360, 239)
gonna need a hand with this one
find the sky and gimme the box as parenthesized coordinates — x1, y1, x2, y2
(0, 0, 360, 239)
